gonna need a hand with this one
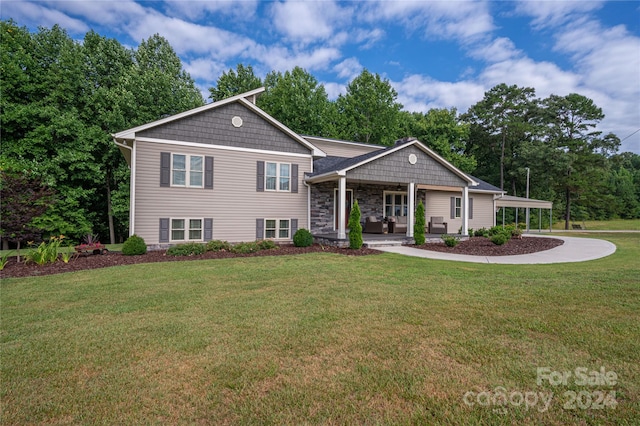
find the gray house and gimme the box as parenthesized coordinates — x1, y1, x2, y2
(113, 88, 507, 247)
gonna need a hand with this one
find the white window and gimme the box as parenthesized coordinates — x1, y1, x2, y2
(455, 197, 462, 218)
(265, 162, 290, 192)
(171, 218, 203, 241)
(384, 191, 408, 217)
(264, 219, 290, 239)
(172, 154, 203, 187)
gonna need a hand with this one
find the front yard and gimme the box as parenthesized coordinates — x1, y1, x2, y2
(1, 233, 638, 424)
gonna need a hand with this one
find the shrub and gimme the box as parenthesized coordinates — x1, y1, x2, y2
(414, 201, 426, 245)
(511, 227, 523, 238)
(122, 235, 147, 255)
(231, 241, 260, 254)
(441, 234, 460, 247)
(491, 233, 509, 245)
(257, 239, 278, 250)
(167, 242, 206, 256)
(348, 200, 363, 249)
(0, 252, 9, 270)
(474, 227, 489, 237)
(293, 228, 314, 247)
(206, 240, 232, 252)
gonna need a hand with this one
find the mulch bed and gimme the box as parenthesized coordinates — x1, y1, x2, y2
(0, 244, 380, 279)
(412, 236, 563, 256)
(2, 237, 564, 279)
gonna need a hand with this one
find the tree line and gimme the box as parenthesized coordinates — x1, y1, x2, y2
(2, 21, 639, 249)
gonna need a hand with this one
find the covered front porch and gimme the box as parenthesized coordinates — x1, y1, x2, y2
(305, 138, 476, 243)
(313, 230, 465, 248)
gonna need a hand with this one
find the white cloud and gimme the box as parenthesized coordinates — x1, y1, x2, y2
(468, 37, 522, 63)
(333, 57, 362, 80)
(353, 28, 385, 49)
(184, 58, 227, 82)
(323, 82, 346, 100)
(269, 0, 350, 44)
(1, 0, 90, 33)
(479, 57, 581, 97)
(514, 0, 605, 29)
(393, 74, 486, 113)
(252, 45, 342, 73)
(361, 0, 494, 43)
(163, 0, 259, 21)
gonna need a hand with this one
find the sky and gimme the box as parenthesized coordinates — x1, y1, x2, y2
(2, 0, 639, 153)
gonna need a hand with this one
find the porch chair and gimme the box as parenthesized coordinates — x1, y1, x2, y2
(428, 216, 448, 234)
(392, 216, 408, 233)
(363, 216, 386, 234)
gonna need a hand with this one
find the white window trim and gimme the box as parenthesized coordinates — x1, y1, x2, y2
(264, 218, 291, 240)
(455, 197, 462, 218)
(171, 153, 204, 188)
(265, 162, 291, 192)
(384, 191, 408, 217)
(170, 217, 204, 242)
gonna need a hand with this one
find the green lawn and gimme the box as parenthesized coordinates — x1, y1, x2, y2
(552, 218, 640, 231)
(1, 234, 639, 424)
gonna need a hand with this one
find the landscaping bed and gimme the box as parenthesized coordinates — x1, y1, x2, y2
(0, 244, 380, 279)
(412, 235, 563, 256)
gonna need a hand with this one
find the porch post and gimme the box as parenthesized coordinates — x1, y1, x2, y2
(462, 186, 469, 236)
(337, 176, 347, 240)
(407, 182, 415, 237)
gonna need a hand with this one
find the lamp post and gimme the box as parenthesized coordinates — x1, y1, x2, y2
(525, 167, 530, 233)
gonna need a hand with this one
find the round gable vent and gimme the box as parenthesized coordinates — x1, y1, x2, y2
(408, 153, 417, 165)
(232, 116, 243, 128)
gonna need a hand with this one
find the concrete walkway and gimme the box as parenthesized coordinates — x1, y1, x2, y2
(373, 235, 617, 264)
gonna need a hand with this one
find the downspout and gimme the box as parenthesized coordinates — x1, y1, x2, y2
(113, 138, 135, 236)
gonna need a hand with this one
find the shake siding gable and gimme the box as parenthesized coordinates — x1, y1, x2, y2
(347, 145, 467, 187)
(138, 102, 310, 155)
(134, 140, 310, 244)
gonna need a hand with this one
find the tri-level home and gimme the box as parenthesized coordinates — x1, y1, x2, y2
(114, 88, 547, 248)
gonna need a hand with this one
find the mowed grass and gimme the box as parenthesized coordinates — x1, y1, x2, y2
(552, 218, 640, 231)
(1, 234, 639, 425)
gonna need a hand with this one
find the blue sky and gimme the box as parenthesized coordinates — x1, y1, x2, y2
(3, 0, 639, 153)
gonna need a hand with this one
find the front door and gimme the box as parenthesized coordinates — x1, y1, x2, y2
(334, 189, 353, 230)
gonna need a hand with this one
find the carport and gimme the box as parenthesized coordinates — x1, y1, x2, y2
(495, 195, 553, 232)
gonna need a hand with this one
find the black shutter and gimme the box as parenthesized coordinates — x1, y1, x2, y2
(256, 218, 264, 239)
(204, 218, 213, 241)
(291, 164, 298, 193)
(159, 218, 170, 242)
(204, 156, 214, 189)
(450, 197, 456, 219)
(256, 161, 265, 192)
(160, 152, 171, 187)
(469, 198, 474, 220)
(291, 218, 298, 237)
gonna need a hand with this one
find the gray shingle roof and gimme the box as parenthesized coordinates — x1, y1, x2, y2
(468, 175, 502, 192)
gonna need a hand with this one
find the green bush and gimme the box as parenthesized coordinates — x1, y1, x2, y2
(167, 242, 206, 256)
(122, 235, 147, 255)
(206, 240, 232, 252)
(491, 233, 509, 245)
(231, 241, 260, 254)
(293, 228, 314, 247)
(414, 201, 426, 245)
(257, 239, 278, 250)
(348, 200, 363, 249)
(441, 234, 460, 247)
(474, 228, 489, 237)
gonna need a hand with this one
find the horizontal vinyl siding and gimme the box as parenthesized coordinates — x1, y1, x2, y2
(469, 193, 495, 230)
(425, 190, 462, 233)
(134, 140, 310, 244)
(309, 139, 383, 158)
(425, 191, 495, 233)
